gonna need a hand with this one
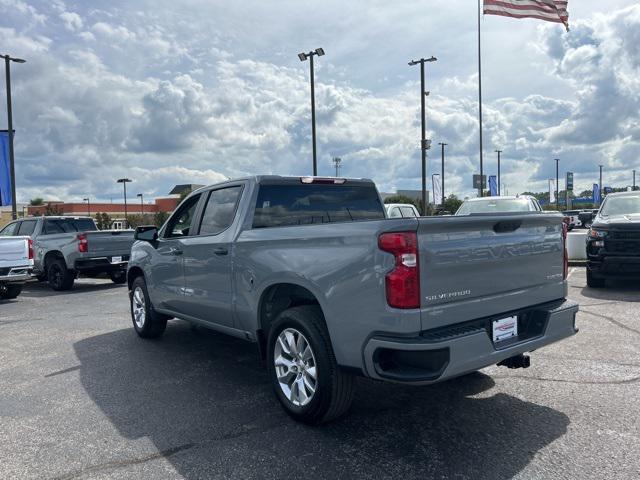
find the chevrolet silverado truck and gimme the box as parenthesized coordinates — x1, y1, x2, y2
(0, 235, 33, 300)
(586, 191, 640, 287)
(127, 176, 579, 424)
(0, 217, 135, 291)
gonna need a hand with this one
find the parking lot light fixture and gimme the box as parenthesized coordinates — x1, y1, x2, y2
(2, 54, 26, 220)
(298, 47, 325, 176)
(137, 193, 144, 215)
(83, 198, 90, 216)
(117, 178, 132, 228)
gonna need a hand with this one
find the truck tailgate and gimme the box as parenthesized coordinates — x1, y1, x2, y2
(418, 213, 566, 330)
(84, 230, 135, 257)
(0, 236, 31, 269)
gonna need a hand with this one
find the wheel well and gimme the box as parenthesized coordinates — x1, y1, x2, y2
(127, 266, 144, 289)
(257, 283, 324, 359)
(44, 251, 65, 269)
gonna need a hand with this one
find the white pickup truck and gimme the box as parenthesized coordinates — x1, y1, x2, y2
(0, 236, 33, 300)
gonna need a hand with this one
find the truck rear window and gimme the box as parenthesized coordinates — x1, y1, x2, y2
(253, 184, 385, 228)
(43, 218, 97, 234)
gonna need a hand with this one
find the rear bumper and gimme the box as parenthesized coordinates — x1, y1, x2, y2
(362, 299, 579, 385)
(587, 256, 640, 278)
(74, 255, 129, 272)
(0, 266, 32, 283)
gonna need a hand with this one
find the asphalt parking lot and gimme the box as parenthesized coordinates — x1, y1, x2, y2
(1, 269, 639, 480)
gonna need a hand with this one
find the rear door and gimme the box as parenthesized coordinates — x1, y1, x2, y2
(180, 184, 244, 327)
(417, 213, 565, 330)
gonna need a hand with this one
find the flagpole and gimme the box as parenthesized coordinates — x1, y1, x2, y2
(477, 0, 484, 197)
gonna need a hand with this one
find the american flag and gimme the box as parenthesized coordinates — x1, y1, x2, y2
(484, 1, 569, 31)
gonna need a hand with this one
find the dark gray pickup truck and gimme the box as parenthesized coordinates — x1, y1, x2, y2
(0, 216, 135, 291)
(127, 176, 579, 424)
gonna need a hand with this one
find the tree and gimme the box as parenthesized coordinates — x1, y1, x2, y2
(94, 212, 112, 230)
(29, 197, 44, 206)
(44, 203, 62, 216)
(126, 214, 155, 229)
(441, 194, 463, 214)
(153, 211, 169, 228)
(383, 194, 419, 207)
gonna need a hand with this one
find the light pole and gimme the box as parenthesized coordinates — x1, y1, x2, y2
(137, 193, 144, 215)
(1, 54, 26, 220)
(298, 48, 325, 176)
(409, 56, 437, 215)
(599, 165, 603, 205)
(117, 178, 131, 228)
(83, 197, 90, 216)
(633, 169, 636, 191)
(495, 150, 502, 197)
(555, 158, 560, 210)
(438, 142, 447, 204)
(332, 157, 342, 177)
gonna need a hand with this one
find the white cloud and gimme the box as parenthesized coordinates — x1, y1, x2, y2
(59, 11, 82, 32)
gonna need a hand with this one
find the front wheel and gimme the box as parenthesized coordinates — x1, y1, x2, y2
(587, 268, 605, 288)
(130, 276, 168, 338)
(0, 284, 23, 300)
(267, 305, 355, 425)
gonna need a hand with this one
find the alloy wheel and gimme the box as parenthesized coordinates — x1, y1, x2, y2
(274, 328, 318, 407)
(132, 287, 146, 328)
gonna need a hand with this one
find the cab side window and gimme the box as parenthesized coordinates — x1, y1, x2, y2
(164, 194, 202, 238)
(0, 222, 18, 236)
(199, 186, 242, 236)
(17, 220, 37, 236)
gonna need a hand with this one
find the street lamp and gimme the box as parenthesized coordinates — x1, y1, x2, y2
(1, 54, 26, 220)
(332, 157, 342, 177)
(83, 197, 90, 216)
(298, 47, 325, 176)
(495, 150, 502, 197)
(598, 165, 603, 205)
(409, 56, 437, 214)
(555, 158, 560, 210)
(117, 178, 132, 228)
(137, 193, 144, 215)
(438, 142, 447, 205)
(633, 169, 636, 191)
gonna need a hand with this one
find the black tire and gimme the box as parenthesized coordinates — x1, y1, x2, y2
(130, 276, 168, 339)
(587, 268, 605, 288)
(0, 284, 23, 300)
(47, 258, 75, 291)
(109, 270, 127, 284)
(267, 305, 355, 425)
(36, 273, 47, 282)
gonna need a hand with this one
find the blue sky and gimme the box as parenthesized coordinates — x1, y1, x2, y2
(1, 0, 639, 202)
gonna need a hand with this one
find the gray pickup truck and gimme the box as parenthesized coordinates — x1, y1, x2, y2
(127, 176, 578, 424)
(0, 216, 135, 291)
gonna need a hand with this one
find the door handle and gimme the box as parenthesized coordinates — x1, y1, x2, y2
(169, 247, 183, 256)
(213, 247, 228, 256)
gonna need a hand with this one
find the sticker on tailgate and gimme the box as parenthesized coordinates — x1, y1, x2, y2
(492, 316, 518, 343)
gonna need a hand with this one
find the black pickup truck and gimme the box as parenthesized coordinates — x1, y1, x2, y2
(586, 191, 640, 287)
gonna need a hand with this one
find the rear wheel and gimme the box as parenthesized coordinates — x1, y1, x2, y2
(267, 305, 355, 424)
(0, 284, 23, 300)
(47, 259, 75, 291)
(587, 268, 605, 288)
(109, 270, 127, 284)
(130, 276, 168, 338)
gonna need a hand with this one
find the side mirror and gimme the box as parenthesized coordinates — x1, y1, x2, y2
(135, 225, 158, 242)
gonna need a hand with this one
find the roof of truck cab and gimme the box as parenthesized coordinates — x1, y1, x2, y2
(602, 191, 640, 198)
(192, 175, 376, 192)
(462, 195, 535, 202)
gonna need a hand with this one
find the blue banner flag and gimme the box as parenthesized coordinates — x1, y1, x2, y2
(593, 183, 601, 204)
(489, 175, 498, 196)
(0, 131, 12, 206)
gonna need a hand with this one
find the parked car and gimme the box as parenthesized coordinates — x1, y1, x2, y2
(586, 192, 640, 287)
(0, 235, 33, 300)
(128, 176, 578, 424)
(385, 203, 420, 218)
(455, 195, 542, 215)
(0, 216, 135, 291)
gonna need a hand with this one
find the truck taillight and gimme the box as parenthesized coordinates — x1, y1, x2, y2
(562, 221, 568, 280)
(378, 231, 420, 309)
(28, 239, 34, 261)
(77, 233, 88, 253)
